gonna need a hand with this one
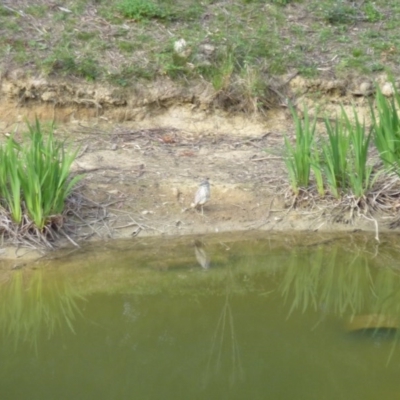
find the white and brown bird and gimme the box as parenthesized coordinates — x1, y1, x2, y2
(191, 177, 210, 214)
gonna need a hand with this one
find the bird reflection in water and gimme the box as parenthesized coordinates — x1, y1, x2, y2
(193, 240, 244, 386)
(194, 240, 210, 269)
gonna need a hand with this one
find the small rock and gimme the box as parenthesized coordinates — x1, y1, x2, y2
(199, 43, 215, 56)
(174, 38, 189, 56)
(381, 82, 395, 97)
(141, 210, 154, 215)
(41, 91, 57, 102)
(24, 90, 35, 99)
(359, 81, 372, 95)
(172, 187, 182, 201)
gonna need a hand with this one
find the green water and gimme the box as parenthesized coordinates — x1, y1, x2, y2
(1, 232, 400, 400)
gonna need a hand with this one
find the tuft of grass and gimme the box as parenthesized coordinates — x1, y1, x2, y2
(322, 115, 350, 197)
(117, 0, 169, 21)
(342, 106, 374, 197)
(0, 118, 82, 231)
(310, 144, 325, 196)
(0, 5, 15, 16)
(324, 3, 357, 25)
(0, 139, 22, 224)
(370, 83, 400, 171)
(271, 0, 297, 4)
(363, 1, 382, 22)
(201, 51, 235, 91)
(43, 52, 101, 81)
(283, 106, 317, 195)
(76, 57, 101, 81)
(76, 31, 97, 41)
(25, 5, 48, 17)
(285, 105, 377, 199)
(20, 119, 83, 229)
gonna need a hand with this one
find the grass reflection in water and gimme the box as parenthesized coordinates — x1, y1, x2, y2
(1, 234, 400, 399)
(204, 264, 244, 388)
(0, 269, 85, 350)
(278, 238, 400, 363)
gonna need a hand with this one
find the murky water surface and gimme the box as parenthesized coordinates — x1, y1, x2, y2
(1, 232, 400, 399)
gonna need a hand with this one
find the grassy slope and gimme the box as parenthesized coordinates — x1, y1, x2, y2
(0, 0, 400, 104)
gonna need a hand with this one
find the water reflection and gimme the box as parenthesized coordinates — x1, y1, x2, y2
(204, 265, 244, 388)
(2, 234, 400, 399)
(0, 269, 84, 350)
(280, 241, 400, 318)
(194, 240, 211, 269)
(279, 239, 400, 357)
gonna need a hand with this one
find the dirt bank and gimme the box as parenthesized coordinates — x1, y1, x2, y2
(0, 74, 398, 261)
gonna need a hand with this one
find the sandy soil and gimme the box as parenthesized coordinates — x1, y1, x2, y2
(51, 106, 383, 241)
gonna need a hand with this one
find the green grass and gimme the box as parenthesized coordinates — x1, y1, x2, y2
(323, 3, 358, 25)
(1, 0, 399, 111)
(0, 140, 22, 224)
(117, 0, 169, 21)
(0, 119, 82, 231)
(341, 107, 374, 197)
(284, 105, 380, 199)
(321, 117, 350, 198)
(363, 1, 383, 22)
(284, 106, 317, 195)
(370, 84, 400, 171)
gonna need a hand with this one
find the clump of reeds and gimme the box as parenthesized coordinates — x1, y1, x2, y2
(370, 84, 400, 170)
(283, 82, 400, 221)
(0, 118, 82, 248)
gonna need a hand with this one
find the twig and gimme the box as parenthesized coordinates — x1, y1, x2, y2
(251, 156, 282, 162)
(69, 209, 103, 237)
(114, 222, 143, 229)
(59, 229, 80, 248)
(361, 214, 380, 242)
(2, 5, 24, 17)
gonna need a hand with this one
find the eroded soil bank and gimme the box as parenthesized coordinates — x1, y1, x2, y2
(0, 74, 399, 260)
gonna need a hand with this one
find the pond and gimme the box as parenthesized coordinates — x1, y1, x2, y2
(1, 232, 400, 400)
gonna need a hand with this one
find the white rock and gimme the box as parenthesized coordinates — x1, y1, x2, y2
(359, 81, 372, 95)
(174, 38, 187, 55)
(381, 82, 395, 97)
(199, 43, 215, 56)
(41, 91, 57, 102)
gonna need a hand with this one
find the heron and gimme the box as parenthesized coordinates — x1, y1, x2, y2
(191, 177, 210, 215)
